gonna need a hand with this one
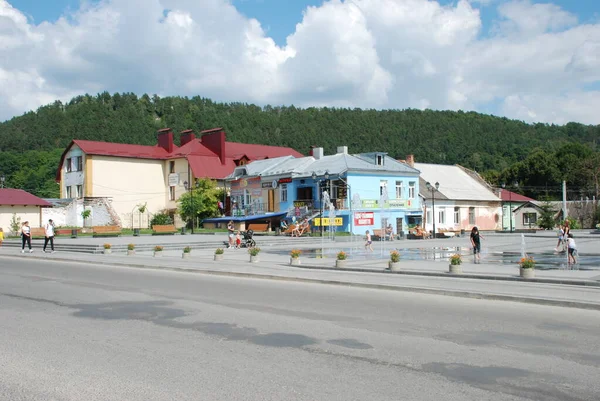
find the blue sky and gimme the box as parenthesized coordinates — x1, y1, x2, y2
(2, 0, 600, 124)
(11, 0, 599, 45)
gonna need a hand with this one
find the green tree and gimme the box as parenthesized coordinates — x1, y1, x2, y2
(537, 201, 557, 230)
(178, 178, 221, 227)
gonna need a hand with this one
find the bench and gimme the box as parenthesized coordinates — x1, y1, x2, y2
(281, 224, 296, 236)
(247, 223, 269, 233)
(30, 228, 46, 238)
(407, 227, 432, 240)
(372, 229, 394, 241)
(92, 225, 122, 237)
(152, 224, 178, 235)
(437, 228, 456, 238)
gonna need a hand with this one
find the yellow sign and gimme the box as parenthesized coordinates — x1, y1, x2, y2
(314, 217, 343, 226)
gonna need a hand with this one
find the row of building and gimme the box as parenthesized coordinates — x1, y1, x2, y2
(0, 126, 565, 234)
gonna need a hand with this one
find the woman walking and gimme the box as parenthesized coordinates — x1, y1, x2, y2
(470, 226, 484, 263)
(21, 221, 33, 253)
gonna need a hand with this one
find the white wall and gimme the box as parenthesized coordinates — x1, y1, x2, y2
(62, 145, 85, 197)
(0, 206, 43, 234)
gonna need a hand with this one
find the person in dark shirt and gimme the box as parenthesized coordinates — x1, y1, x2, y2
(470, 226, 484, 263)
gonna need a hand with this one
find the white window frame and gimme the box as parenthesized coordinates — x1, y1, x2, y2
(454, 207, 460, 224)
(76, 184, 83, 199)
(438, 209, 446, 225)
(427, 210, 433, 226)
(469, 207, 476, 225)
(376, 155, 383, 166)
(244, 189, 252, 206)
(379, 180, 388, 196)
(280, 184, 288, 202)
(169, 186, 175, 201)
(66, 186, 72, 198)
(408, 181, 416, 199)
(523, 212, 537, 224)
(75, 156, 83, 172)
(395, 181, 403, 198)
(66, 158, 72, 173)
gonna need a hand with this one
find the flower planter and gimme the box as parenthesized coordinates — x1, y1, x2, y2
(520, 267, 535, 279)
(449, 264, 462, 274)
(389, 261, 401, 271)
(103, 249, 112, 255)
(250, 255, 259, 263)
(290, 257, 301, 266)
(182, 252, 191, 260)
(153, 251, 163, 257)
(127, 250, 135, 256)
(214, 254, 224, 261)
(336, 259, 347, 268)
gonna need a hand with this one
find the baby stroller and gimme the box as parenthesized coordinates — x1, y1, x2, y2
(240, 229, 256, 248)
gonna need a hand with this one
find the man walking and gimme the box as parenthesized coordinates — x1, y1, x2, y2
(43, 219, 55, 253)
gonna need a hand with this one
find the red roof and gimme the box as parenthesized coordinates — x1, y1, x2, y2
(0, 189, 51, 206)
(57, 129, 304, 182)
(499, 189, 534, 202)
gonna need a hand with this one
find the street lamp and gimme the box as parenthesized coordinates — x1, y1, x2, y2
(426, 181, 440, 238)
(312, 170, 329, 235)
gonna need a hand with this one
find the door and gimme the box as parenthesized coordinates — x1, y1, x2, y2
(396, 218, 403, 236)
(268, 189, 275, 212)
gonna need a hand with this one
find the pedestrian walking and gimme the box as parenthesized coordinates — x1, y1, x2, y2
(567, 233, 578, 266)
(0, 227, 4, 247)
(227, 220, 235, 248)
(365, 230, 373, 252)
(43, 219, 56, 253)
(470, 226, 484, 263)
(21, 221, 33, 253)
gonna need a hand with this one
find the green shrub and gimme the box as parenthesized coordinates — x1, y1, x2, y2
(151, 212, 173, 227)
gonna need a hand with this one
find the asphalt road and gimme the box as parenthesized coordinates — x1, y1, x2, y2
(1, 258, 599, 401)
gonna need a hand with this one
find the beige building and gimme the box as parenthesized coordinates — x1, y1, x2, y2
(0, 189, 51, 234)
(56, 128, 302, 227)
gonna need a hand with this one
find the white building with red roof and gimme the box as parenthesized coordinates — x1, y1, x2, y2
(0, 189, 52, 232)
(56, 128, 302, 227)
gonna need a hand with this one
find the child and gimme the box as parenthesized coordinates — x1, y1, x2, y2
(0, 227, 4, 247)
(567, 233, 578, 265)
(470, 226, 484, 263)
(235, 231, 242, 249)
(554, 224, 565, 252)
(365, 230, 373, 252)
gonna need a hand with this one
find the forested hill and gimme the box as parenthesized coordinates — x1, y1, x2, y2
(0, 92, 599, 199)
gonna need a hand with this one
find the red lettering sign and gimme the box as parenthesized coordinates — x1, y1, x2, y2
(354, 212, 374, 226)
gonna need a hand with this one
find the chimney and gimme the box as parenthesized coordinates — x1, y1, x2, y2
(201, 127, 226, 165)
(406, 154, 415, 168)
(180, 129, 195, 146)
(309, 145, 316, 156)
(312, 147, 324, 160)
(157, 128, 174, 153)
(337, 146, 348, 154)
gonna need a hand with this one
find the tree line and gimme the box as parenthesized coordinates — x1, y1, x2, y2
(0, 92, 599, 203)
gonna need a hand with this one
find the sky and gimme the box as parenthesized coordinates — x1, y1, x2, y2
(1, 0, 600, 125)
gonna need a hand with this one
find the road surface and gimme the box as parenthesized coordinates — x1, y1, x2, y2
(1, 258, 599, 400)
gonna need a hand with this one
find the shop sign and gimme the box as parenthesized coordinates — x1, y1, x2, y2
(278, 177, 292, 184)
(314, 217, 343, 226)
(354, 212, 374, 226)
(168, 173, 179, 187)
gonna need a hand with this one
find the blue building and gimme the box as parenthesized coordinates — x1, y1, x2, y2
(226, 146, 421, 235)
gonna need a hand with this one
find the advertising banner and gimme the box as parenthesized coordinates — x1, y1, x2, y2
(354, 212, 374, 226)
(314, 217, 344, 226)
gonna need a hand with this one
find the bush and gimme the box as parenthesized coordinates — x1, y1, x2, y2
(215, 248, 224, 255)
(151, 212, 174, 227)
(248, 247, 261, 256)
(336, 251, 347, 260)
(183, 246, 192, 253)
(450, 254, 462, 265)
(390, 250, 400, 263)
(127, 243, 135, 250)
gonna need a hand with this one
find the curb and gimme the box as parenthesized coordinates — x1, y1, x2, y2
(2, 254, 600, 311)
(294, 264, 600, 287)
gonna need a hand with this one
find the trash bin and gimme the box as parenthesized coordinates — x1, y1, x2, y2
(133, 228, 140, 237)
(180, 227, 186, 235)
(71, 229, 78, 238)
(399, 230, 405, 239)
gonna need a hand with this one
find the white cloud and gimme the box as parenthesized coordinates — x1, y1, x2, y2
(0, 0, 599, 125)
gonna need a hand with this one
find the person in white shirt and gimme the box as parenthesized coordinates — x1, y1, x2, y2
(43, 219, 55, 253)
(21, 221, 33, 253)
(567, 233, 577, 265)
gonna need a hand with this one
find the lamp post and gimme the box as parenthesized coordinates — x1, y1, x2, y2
(426, 181, 440, 238)
(312, 171, 329, 236)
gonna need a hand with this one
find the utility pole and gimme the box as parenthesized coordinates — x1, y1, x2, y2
(562, 180, 567, 223)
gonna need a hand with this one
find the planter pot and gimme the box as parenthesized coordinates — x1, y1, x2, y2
(290, 257, 301, 266)
(127, 250, 135, 256)
(449, 264, 462, 274)
(336, 259, 348, 268)
(103, 249, 112, 254)
(153, 251, 163, 257)
(520, 267, 535, 279)
(214, 254, 224, 261)
(249, 255, 260, 263)
(389, 261, 401, 271)
(182, 252, 191, 259)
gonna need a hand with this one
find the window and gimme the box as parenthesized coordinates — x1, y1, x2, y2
(454, 207, 460, 224)
(66, 186, 72, 198)
(438, 210, 446, 224)
(379, 180, 388, 196)
(395, 181, 403, 198)
(523, 213, 537, 225)
(75, 156, 83, 172)
(169, 161, 175, 174)
(408, 181, 416, 198)
(280, 184, 288, 202)
(76, 185, 83, 199)
(244, 189, 252, 206)
(66, 158, 72, 172)
(376, 155, 383, 166)
(169, 186, 175, 201)
(469, 207, 475, 225)
(427, 210, 432, 225)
